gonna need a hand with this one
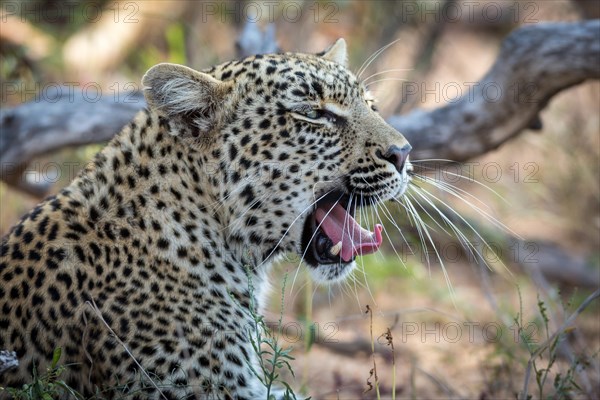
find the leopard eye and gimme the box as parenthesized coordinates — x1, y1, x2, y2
(304, 109, 319, 119)
(293, 107, 340, 124)
(302, 109, 337, 123)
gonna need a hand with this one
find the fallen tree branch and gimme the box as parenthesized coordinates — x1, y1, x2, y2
(388, 20, 600, 161)
(1, 21, 598, 196)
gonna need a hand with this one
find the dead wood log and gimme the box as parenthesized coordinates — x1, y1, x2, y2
(388, 20, 600, 162)
(0, 89, 145, 197)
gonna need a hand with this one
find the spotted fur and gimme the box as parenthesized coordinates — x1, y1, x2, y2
(0, 40, 411, 399)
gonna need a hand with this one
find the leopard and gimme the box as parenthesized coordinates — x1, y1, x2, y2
(0, 39, 412, 399)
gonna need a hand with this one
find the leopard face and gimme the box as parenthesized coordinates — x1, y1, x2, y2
(143, 39, 412, 284)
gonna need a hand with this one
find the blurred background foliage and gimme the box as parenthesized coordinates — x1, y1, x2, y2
(1, 0, 599, 398)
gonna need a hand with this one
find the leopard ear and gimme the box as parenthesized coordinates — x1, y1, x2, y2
(318, 38, 348, 67)
(142, 63, 233, 136)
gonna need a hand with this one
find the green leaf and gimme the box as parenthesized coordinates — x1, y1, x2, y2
(51, 347, 62, 369)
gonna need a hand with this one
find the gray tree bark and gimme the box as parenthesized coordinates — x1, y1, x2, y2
(0, 90, 145, 196)
(389, 20, 600, 161)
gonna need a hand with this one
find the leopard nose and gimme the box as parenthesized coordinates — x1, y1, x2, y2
(377, 144, 412, 173)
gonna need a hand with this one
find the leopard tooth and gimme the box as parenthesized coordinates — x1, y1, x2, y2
(330, 241, 342, 256)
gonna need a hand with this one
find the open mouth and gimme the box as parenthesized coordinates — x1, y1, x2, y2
(301, 192, 383, 266)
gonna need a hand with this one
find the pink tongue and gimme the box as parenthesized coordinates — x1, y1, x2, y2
(315, 203, 383, 262)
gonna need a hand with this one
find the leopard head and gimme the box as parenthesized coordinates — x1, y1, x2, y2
(142, 39, 411, 283)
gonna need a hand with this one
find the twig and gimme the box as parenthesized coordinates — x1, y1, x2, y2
(364, 305, 381, 399)
(379, 327, 397, 400)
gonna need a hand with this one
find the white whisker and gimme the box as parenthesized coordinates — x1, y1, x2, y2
(413, 173, 491, 211)
(411, 162, 511, 205)
(410, 185, 512, 277)
(290, 193, 345, 293)
(362, 68, 413, 83)
(357, 38, 403, 78)
(411, 177, 521, 240)
(372, 194, 409, 269)
(407, 189, 480, 264)
(258, 189, 335, 269)
(376, 199, 413, 265)
(357, 193, 378, 307)
(365, 77, 409, 88)
(404, 195, 457, 304)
